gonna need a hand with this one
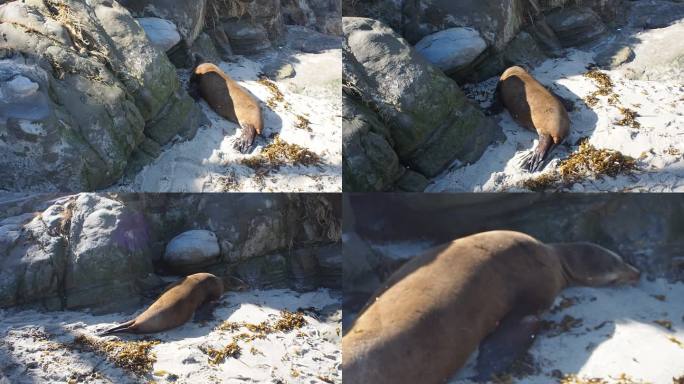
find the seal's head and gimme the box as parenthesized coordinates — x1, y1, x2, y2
(553, 242, 641, 287)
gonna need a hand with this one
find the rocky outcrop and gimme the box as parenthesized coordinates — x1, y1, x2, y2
(0, 193, 341, 312)
(343, 17, 502, 189)
(0, 0, 203, 191)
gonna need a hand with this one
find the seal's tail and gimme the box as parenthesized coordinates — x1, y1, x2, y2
(99, 320, 135, 336)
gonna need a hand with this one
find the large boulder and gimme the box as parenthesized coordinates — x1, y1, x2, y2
(164, 230, 221, 273)
(0, 194, 154, 312)
(118, 0, 208, 45)
(343, 17, 502, 179)
(0, 0, 203, 191)
(414, 27, 487, 74)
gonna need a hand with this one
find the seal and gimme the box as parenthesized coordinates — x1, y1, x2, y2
(190, 62, 264, 153)
(342, 230, 640, 384)
(496, 66, 571, 172)
(100, 272, 224, 335)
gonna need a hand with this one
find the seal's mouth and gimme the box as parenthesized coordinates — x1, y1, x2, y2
(614, 264, 641, 285)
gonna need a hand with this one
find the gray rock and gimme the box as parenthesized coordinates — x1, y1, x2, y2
(342, 93, 404, 192)
(628, 0, 684, 29)
(223, 20, 273, 55)
(343, 17, 502, 179)
(414, 27, 487, 74)
(118, 0, 208, 45)
(0, 0, 202, 191)
(595, 45, 635, 69)
(164, 230, 220, 271)
(137, 17, 182, 51)
(282, 0, 342, 35)
(545, 7, 607, 47)
(0, 194, 153, 312)
(211, 0, 286, 55)
(395, 169, 430, 192)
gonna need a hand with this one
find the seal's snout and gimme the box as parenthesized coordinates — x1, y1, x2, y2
(625, 264, 641, 284)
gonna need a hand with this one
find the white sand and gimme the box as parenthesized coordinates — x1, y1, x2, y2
(451, 279, 684, 383)
(428, 19, 684, 192)
(0, 289, 341, 384)
(114, 36, 341, 192)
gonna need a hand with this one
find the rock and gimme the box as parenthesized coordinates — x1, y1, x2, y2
(223, 20, 273, 55)
(211, 0, 286, 55)
(0, 194, 153, 312)
(343, 17, 502, 179)
(282, 0, 342, 35)
(0, 0, 203, 191)
(395, 169, 430, 192)
(118, 0, 208, 45)
(595, 45, 634, 69)
(415, 27, 487, 74)
(545, 7, 607, 47)
(628, 0, 684, 29)
(137, 17, 182, 51)
(342, 93, 404, 192)
(164, 230, 220, 272)
(5, 75, 39, 96)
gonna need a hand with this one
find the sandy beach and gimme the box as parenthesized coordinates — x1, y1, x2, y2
(428, 19, 684, 193)
(0, 288, 341, 384)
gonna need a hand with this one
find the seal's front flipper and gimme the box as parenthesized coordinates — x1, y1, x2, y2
(194, 300, 220, 323)
(472, 312, 541, 382)
(233, 123, 257, 153)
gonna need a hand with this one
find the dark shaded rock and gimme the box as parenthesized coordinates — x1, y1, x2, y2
(342, 93, 403, 192)
(119, 0, 208, 45)
(545, 7, 607, 47)
(395, 169, 430, 192)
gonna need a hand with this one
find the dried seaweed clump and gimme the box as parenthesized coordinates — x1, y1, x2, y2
(559, 373, 653, 384)
(522, 141, 638, 191)
(200, 340, 241, 365)
(73, 334, 160, 376)
(615, 107, 640, 128)
(274, 310, 307, 332)
(654, 319, 673, 330)
(257, 76, 287, 109)
(558, 141, 637, 181)
(241, 136, 322, 171)
(206, 311, 308, 365)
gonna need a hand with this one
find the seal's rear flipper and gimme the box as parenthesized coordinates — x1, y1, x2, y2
(99, 319, 135, 336)
(233, 123, 257, 154)
(472, 311, 542, 382)
(193, 300, 220, 323)
(521, 134, 555, 172)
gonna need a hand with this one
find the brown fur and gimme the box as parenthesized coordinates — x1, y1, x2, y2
(101, 273, 223, 335)
(499, 66, 570, 171)
(192, 63, 263, 152)
(342, 230, 640, 384)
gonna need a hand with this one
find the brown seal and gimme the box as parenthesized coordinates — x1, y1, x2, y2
(497, 66, 571, 172)
(100, 272, 224, 335)
(342, 230, 640, 383)
(190, 62, 264, 153)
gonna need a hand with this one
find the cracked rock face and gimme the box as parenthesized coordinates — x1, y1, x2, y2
(0, 193, 342, 312)
(0, 0, 202, 192)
